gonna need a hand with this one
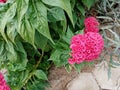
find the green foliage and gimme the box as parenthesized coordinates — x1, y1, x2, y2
(0, 0, 96, 90)
(82, 0, 95, 10)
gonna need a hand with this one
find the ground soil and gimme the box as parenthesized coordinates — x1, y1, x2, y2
(46, 60, 99, 90)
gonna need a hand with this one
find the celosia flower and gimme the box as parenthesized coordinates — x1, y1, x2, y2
(84, 17, 99, 33)
(0, 0, 7, 3)
(68, 32, 104, 64)
(69, 34, 86, 64)
(68, 58, 75, 65)
(0, 73, 10, 90)
(84, 32, 104, 62)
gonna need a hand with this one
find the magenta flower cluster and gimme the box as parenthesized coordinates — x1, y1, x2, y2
(68, 17, 104, 64)
(0, 0, 6, 3)
(0, 73, 10, 90)
(84, 17, 99, 33)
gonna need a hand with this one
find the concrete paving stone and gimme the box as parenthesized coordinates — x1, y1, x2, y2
(92, 61, 120, 90)
(66, 73, 99, 90)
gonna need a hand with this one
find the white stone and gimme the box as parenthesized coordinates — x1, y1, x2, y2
(67, 73, 99, 90)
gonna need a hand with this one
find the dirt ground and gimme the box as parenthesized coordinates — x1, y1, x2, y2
(46, 60, 99, 90)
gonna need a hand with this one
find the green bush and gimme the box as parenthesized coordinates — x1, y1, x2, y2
(0, 0, 96, 89)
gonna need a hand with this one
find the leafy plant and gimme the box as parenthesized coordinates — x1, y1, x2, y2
(0, 0, 96, 90)
(96, 0, 120, 78)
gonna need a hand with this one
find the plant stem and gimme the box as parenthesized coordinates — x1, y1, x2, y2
(23, 51, 44, 86)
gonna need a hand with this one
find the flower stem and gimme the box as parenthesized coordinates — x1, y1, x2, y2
(23, 51, 44, 86)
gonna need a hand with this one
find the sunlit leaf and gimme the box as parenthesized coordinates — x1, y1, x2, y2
(34, 70, 48, 80)
(0, 2, 17, 42)
(35, 1, 54, 44)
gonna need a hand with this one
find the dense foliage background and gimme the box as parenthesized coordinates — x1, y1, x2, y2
(0, 0, 96, 90)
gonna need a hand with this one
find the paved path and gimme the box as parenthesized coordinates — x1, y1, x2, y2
(67, 61, 120, 90)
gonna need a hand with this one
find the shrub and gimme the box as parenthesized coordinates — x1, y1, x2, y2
(0, 0, 96, 89)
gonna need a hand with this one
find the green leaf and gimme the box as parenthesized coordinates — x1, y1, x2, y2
(42, 0, 74, 26)
(77, 4, 85, 16)
(75, 29, 84, 34)
(35, 31, 48, 50)
(6, 41, 18, 62)
(48, 7, 66, 22)
(17, 0, 29, 31)
(35, 1, 54, 44)
(110, 54, 120, 67)
(0, 40, 5, 63)
(0, 2, 17, 42)
(70, 0, 76, 9)
(26, 80, 49, 90)
(19, 17, 35, 46)
(34, 70, 48, 80)
(62, 26, 74, 44)
(49, 49, 69, 67)
(65, 64, 72, 73)
(47, 7, 67, 32)
(6, 20, 18, 43)
(17, 0, 35, 46)
(108, 67, 111, 80)
(74, 63, 84, 72)
(6, 41, 28, 71)
(82, 0, 95, 10)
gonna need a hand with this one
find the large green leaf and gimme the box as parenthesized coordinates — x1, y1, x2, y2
(34, 1, 54, 44)
(17, 0, 35, 46)
(6, 20, 18, 43)
(17, 0, 29, 31)
(47, 7, 67, 33)
(6, 41, 28, 71)
(19, 17, 35, 46)
(47, 7, 66, 22)
(34, 70, 48, 80)
(0, 2, 17, 42)
(42, 0, 74, 26)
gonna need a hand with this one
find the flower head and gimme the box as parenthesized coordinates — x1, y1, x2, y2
(0, 0, 7, 3)
(84, 32, 104, 62)
(69, 34, 86, 64)
(68, 32, 104, 64)
(84, 17, 99, 33)
(0, 73, 10, 90)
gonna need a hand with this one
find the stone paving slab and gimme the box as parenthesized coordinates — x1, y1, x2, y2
(46, 61, 120, 90)
(67, 73, 99, 90)
(92, 61, 120, 90)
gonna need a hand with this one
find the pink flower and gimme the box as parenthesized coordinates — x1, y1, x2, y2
(68, 16, 104, 65)
(70, 34, 86, 52)
(0, 0, 7, 3)
(84, 17, 99, 33)
(84, 32, 104, 62)
(69, 34, 86, 64)
(0, 73, 10, 90)
(68, 58, 75, 65)
(68, 32, 104, 64)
